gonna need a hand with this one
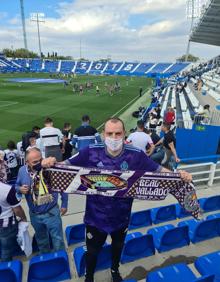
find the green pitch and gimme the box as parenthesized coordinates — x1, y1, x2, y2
(0, 73, 153, 147)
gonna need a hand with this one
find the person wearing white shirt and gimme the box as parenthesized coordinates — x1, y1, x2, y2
(40, 117, 64, 161)
(127, 120, 155, 155)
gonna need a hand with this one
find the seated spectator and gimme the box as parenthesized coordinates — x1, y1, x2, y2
(4, 141, 19, 180)
(72, 115, 101, 151)
(154, 122, 180, 170)
(149, 113, 158, 130)
(194, 104, 210, 124)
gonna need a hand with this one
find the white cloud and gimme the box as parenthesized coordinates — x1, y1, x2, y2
(0, 0, 219, 61)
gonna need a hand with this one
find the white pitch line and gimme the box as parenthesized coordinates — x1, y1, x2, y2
(97, 87, 149, 130)
(0, 101, 18, 108)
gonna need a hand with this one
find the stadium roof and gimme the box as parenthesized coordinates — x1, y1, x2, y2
(190, 0, 220, 46)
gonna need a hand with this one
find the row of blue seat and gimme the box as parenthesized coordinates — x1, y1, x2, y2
(2, 248, 219, 282)
(65, 195, 220, 246)
(147, 249, 220, 281)
(73, 214, 220, 276)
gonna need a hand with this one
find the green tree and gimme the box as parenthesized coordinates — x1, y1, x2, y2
(176, 54, 199, 62)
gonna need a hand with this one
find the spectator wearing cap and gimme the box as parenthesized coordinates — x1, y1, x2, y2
(40, 118, 64, 161)
(71, 115, 101, 151)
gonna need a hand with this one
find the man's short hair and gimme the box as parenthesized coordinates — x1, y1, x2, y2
(104, 117, 125, 131)
(137, 120, 145, 129)
(32, 126, 40, 131)
(25, 147, 41, 160)
(44, 117, 53, 124)
(162, 122, 171, 130)
(82, 115, 90, 122)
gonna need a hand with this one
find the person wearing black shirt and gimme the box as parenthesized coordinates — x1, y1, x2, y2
(71, 115, 101, 151)
(62, 123, 73, 160)
(154, 122, 180, 169)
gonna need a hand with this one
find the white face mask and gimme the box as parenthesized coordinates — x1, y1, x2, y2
(105, 137, 123, 152)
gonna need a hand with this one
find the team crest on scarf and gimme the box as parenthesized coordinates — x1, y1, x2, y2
(80, 174, 127, 191)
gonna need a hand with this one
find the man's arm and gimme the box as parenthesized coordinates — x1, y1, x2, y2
(60, 192, 68, 216)
(168, 141, 180, 163)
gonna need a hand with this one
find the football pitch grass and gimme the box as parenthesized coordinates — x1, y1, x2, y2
(0, 73, 153, 147)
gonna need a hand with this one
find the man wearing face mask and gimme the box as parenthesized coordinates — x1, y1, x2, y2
(15, 148, 68, 254)
(42, 117, 192, 282)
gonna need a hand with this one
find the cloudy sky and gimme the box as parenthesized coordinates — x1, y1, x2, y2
(0, 0, 219, 62)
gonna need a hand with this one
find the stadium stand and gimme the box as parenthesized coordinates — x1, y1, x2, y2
(0, 54, 189, 76)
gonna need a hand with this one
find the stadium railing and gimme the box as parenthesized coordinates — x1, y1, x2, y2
(176, 155, 220, 187)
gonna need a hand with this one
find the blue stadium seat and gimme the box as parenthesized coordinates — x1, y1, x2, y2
(121, 234, 155, 264)
(150, 204, 176, 224)
(125, 232, 143, 243)
(176, 204, 191, 218)
(65, 223, 85, 245)
(129, 210, 152, 230)
(73, 243, 111, 277)
(123, 280, 137, 282)
(207, 213, 220, 220)
(27, 250, 71, 282)
(146, 263, 215, 282)
(178, 218, 220, 243)
(195, 250, 220, 282)
(199, 196, 220, 212)
(147, 224, 190, 252)
(0, 260, 22, 282)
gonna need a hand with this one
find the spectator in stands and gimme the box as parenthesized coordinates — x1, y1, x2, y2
(21, 126, 40, 152)
(40, 117, 64, 161)
(42, 117, 192, 282)
(17, 141, 25, 166)
(127, 120, 155, 155)
(26, 137, 38, 151)
(155, 104, 161, 119)
(146, 129, 165, 165)
(154, 122, 180, 170)
(72, 115, 101, 151)
(62, 122, 73, 160)
(16, 148, 68, 254)
(194, 104, 210, 124)
(0, 150, 7, 183)
(164, 106, 175, 124)
(4, 141, 19, 180)
(149, 113, 158, 130)
(0, 182, 27, 262)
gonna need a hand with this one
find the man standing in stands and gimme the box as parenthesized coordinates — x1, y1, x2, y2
(16, 148, 67, 254)
(0, 181, 27, 261)
(40, 117, 64, 161)
(72, 115, 101, 151)
(126, 120, 155, 156)
(42, 117, 191, 282)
